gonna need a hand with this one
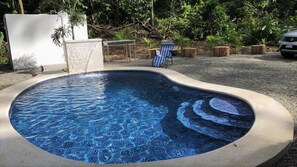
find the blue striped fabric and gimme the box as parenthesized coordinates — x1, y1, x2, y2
(152, 42, 174, 67)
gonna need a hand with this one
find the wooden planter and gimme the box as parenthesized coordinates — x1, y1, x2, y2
(182, 48, 197, 58)
(251, 45, 266, 54)
(213, 46, 230, 57)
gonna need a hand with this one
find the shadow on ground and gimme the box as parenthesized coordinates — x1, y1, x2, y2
(0, 64, 12, 73)
(255, 54, 297, 62)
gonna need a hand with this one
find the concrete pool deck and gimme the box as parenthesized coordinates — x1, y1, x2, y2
(0, 66, 294, 167)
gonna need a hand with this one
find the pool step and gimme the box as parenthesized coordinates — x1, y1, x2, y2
(177, 98, 254, 142)
(177, 102, 243, 142)
(209, 97, 253, 116)
(192, 100, 253, 129)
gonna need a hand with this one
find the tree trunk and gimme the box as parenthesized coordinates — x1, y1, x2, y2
(151, 0, 154, 26)
(213, 46, 230, 57)
(115, 0, 120, 26)
(71, 25, 75, 40)
(18, 0, 24, 14)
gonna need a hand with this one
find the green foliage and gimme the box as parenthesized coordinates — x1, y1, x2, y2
(0, 56, 8, 65)
(239, 14, 281, 45)
(180, 3, 204, 39)
(281, 14, 297, 33)
(2, 0, 297, 46)
(69, 11, 86, 27)
(0, 32, 3, 46)
(223, 26, 242, 47)
(84, 0, 151, 26)
(172, 32, 190, 48)
(119, 0, 152, 23)
(142, 37, 158, 49)
(155, 18, 171, 40)
(48, 0, 87, 45)
(0, 32, 8, 65)
(39, 0, 87, 14)
(51, 26, 71, 46)
(114, 27, 133, 40)
(0, 32, 6, 54)
(206, 35, 224, 47)
(204, 2, 230, 36)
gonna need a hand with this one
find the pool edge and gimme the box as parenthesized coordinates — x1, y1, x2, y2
(0, 66, 293, 167)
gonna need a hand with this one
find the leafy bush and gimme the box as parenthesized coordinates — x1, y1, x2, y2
(142, 37, 158, 49)
(172, 32, 190, 49)
(281, 14, 297, 33)
(0, 32, 8, 65)
(155, 18, 171, 40)
(254, 14, 281, 45)
(0, 56, 8, 65)
(114, 27, 133, 40)
(223, 26, 242, 47)
(206, 35, 224, 47)
(207, 5, 231, 36)
(239, 13, 281, 45)
(180, 3, 204, 39)
(0, 32, 4, 51)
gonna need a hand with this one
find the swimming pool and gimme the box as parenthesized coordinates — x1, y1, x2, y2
(0, 67, 293, 167)
(9, 71, 254, 164)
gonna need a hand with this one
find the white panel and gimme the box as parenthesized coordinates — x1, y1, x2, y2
(4, 14, 88, 70)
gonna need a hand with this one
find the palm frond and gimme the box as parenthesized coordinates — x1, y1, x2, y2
(51, 26, 71, 46)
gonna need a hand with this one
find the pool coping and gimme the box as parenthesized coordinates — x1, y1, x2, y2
(0, 66, 294, 167)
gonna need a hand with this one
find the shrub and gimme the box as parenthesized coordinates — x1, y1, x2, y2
(114, 27, 133, 40)
(223, 26, 242, 47)
(281, 15, 297, 33)
(155, 18, 171, 40)
(206, 35, 224, 47)
(172, 32, 190, 49)
(0, 32, 9, 65)
(239, 14, 281, 45)
(142, 37, 158, 49)
(0, 56, 8, 65)
(180, 3, 204, 40)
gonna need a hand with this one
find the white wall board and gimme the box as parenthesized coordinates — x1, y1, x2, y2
(4, 14, 88, 70)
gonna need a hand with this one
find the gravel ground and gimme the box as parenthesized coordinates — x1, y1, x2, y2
(0, 68, 33, 90)
(0, 53, 296, 166)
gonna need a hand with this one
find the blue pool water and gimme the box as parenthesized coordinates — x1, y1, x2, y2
(10, 71, 254, 164)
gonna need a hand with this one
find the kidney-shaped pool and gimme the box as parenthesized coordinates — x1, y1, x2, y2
(9, 71, 255, 164)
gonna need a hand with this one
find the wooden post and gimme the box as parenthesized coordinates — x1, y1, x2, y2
(182, 48, 197, 58)
(213, 46, 230, 57)
(251, 45, 266, 54)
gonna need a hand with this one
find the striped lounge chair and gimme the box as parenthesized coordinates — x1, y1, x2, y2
(152, 42, 174, 67)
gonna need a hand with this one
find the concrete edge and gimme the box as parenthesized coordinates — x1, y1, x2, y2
(0, 66, 294, 167)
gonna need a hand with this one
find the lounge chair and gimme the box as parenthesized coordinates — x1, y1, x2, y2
(152, 42, 174, 67)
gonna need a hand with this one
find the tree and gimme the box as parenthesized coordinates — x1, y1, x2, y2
(50, 0, 87, 46)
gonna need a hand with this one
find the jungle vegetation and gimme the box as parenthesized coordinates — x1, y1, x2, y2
(1, 0, 297, 48)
